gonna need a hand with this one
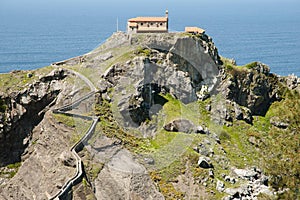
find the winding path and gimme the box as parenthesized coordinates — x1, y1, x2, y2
(49, 68, 99, 200)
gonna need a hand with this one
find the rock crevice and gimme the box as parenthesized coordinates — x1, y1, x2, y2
(0, 69, 67, 166)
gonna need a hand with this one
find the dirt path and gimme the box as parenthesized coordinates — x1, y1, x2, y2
(49, 68, 99, 200)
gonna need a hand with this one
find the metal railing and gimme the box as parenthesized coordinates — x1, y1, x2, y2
(49, 68, 99, 200)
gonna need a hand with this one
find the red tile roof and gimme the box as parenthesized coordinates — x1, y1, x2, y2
(128, 17, 168, 22)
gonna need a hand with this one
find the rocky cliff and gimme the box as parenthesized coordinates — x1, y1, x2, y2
(0, 32, 299, 200)
(0, 68, 67, 166)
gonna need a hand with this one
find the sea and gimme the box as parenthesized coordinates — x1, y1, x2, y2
(0, 1, 299, 76)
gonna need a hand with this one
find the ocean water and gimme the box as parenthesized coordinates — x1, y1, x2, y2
(0, 1, 299, 76)
(0, 15, 114, 73)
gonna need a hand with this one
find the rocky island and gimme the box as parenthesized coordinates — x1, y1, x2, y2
(0, 32, 299, 200)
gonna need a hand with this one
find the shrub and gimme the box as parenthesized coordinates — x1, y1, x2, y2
(219, 130, 231, 141)
(0, 99, 7, 113)
(136, 47, 151, 57)
(244, 62, 258, 69)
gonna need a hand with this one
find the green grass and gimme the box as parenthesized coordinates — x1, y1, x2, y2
(162, 94, 201, 125)
(0, 162, 22, 179)
(52, 113, 93, 144)
(136, 46, 151, 57)
(97, 86, 299, 198)
(149, 131, 178, 150)
(0, 66, 54, 93)
(105, 49, 136, 69)
(221, 56, 263, 76)
(135, 95, 215, 199)
(53, 113, 76, 127)
(65, 47, 136, 87)
(68, 51, 299, 198)
(203, 78, 300, 198)
(84, 161, 104, 181)
(94, 92, 203, 199)
(94, 99, 145, 151)
(254, 90, 300, 199)
(207, 86, 300, 199)
(6, 162, 21, 169)
(197, 98, 212, 125)
(0, 171, 16, 178)
(0, 71, 34, 92)
(244, 61, 259, 69)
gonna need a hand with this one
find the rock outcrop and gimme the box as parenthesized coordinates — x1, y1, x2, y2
(213, 62, 283, 125)
(221, 167, 273, 200)
(0, 68, 67, 166)
(85, 136, 164, 200)
(221, 62, 280, 115)
(101, 33, 220, 130)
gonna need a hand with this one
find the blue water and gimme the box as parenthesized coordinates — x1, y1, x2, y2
(0, 0, 300, 76)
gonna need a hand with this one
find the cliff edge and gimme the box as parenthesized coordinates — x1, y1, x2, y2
(0, 32, 299, 200)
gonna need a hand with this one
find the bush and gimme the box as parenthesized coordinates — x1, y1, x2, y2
(244, 62, 258, 69)
(136, 47, 151, 57)
(219, 130, 231, 141)
(0, 99, 7, 113)
(6, 162, 21, 169)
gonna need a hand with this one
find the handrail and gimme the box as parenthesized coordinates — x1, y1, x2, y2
(53, 91, 96, 113)
(48, 67, 99, 200)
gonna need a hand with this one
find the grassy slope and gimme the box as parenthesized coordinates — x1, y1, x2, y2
(49, 38, 299, 199)
(84, 47, 299, 198)
(257, 90, 300, 199)
(0, 66, 54, 93)
(220, 57, 300, 199)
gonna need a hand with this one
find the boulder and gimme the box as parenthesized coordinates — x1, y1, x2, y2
(198, 143, 214, 157)
(164, 119, 196, 133)
(224, 187, 240, 196)
(233, 168, 258, 180)
(210, 133, 221, 144)
(209, 169, 214, 178)
(257, 185, 273, 196)
(198, 156, 213, 169)
(285, 74, 299, 89)
(195, 125, 205, 133)
(216, 180, 225, 192)
(144, 157, 155, 165)
(97, 79, 112, 93)
(195, 125, 210, 134)
(95, 51, 113, 62)
(270, 117, 289, 129)
(27, 73, 33, 78)
(225, 175, 236, 184)
(39, 68, 67, 82)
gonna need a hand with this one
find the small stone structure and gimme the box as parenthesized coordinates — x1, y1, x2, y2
(127, 10, 169, 33)
(185, 27, 205, 34)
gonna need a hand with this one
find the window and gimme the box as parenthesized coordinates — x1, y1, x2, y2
(160, 23, 163, 26)
(141, 23, 144, 26)
(150, 23, 153, 26)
